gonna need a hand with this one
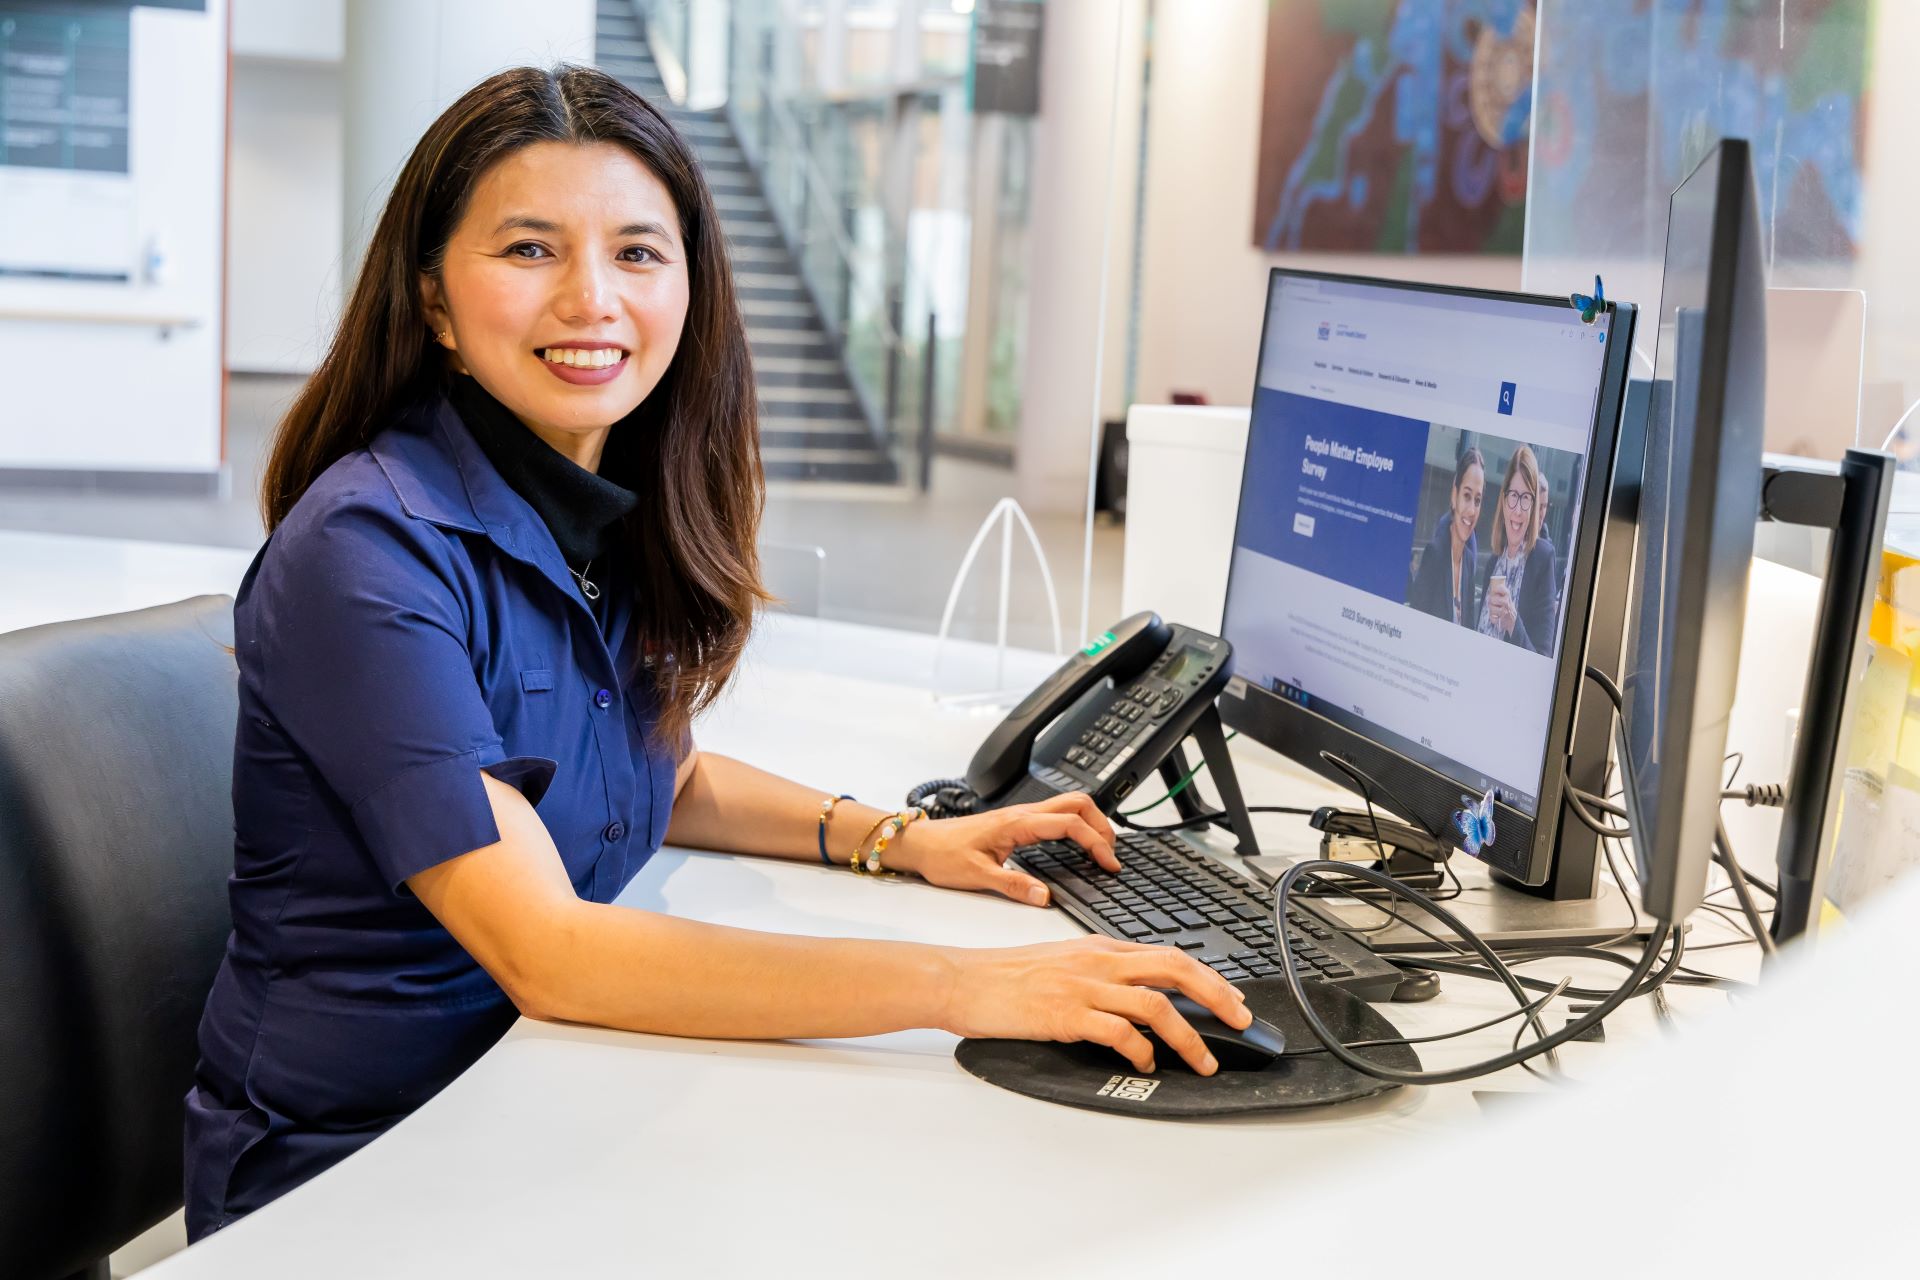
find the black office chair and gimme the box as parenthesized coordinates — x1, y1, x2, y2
(0, 597, 238, 1280)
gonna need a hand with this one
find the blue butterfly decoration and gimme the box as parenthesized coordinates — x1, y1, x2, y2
(1451, 788, 1499, 857)
(1569, 275, 1605, 325)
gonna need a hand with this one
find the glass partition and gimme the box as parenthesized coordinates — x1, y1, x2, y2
(617, 0, 1116, 667)
(1527, 0, 1916, 470)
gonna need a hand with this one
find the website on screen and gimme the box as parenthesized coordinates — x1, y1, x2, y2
(1221, 277, 1613, 813)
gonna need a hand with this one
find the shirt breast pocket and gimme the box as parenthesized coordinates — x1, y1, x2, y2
(519, 668, 555, 694)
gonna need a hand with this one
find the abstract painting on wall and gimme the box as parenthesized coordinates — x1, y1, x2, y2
(1251, 1, 1536, 255)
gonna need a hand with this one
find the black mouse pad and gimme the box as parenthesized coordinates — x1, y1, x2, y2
(955, 978, 1419, 1118)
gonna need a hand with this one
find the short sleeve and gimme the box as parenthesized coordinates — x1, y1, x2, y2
(251, 497, 555, 891)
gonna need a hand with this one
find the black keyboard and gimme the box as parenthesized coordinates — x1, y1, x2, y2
(1016, 829, 1404, 1003)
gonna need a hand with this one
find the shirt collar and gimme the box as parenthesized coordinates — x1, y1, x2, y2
(446, 374, 638, 568)
(368, 396, 585, 606)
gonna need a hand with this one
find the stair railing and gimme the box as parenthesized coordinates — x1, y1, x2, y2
(635, 0, 959, 479)
(728, 60, 909, 458)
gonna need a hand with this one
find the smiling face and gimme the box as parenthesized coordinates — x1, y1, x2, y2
(1450, 461, 1484, 546)
(1497, 466, 1543, 556)
(421, 140, 690, 469)
(1502, 472, 1536, 548)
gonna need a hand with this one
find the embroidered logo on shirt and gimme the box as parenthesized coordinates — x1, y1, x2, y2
(1096, 1075, 1161, 1102)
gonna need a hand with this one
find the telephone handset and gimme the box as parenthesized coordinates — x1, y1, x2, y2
(910, 612, 1257, 852)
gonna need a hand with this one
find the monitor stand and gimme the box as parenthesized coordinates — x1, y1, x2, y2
(1184, 716, 1652, 951)
(1240, 851, 1650, 952)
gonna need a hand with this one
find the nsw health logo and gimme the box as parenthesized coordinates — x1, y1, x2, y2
(1316, 320, 1331, 341)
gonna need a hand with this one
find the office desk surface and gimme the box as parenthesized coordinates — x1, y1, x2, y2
(139, 602, 1765, 1278)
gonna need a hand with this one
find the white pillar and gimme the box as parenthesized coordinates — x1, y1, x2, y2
(817, 0, 848, 95)
(341, 0, 596, 279)
(1012, 0, 1144, 516)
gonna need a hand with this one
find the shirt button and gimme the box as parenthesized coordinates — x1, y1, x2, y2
(593, 688, 613, 709)
(604, 821, 625, 842)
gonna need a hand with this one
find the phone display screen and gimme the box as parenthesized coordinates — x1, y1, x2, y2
(1161, 645, 1207, 684)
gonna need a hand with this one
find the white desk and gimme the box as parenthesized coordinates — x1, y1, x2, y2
(118, 585, 1754, 1276)
(14, 532, 1886, 1275)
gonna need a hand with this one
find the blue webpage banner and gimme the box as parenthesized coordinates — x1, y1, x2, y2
(1236, 390, 1426, 604)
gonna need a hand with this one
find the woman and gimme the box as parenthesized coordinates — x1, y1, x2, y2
(183, 66, 1246, 1239)
(1405, 446, 1484, 625)
(1476, 444, 1558, 654)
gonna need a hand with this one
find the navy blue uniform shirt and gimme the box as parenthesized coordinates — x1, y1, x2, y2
(183, 396, 679, 1239)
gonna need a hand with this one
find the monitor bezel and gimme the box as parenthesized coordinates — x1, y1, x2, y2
(1217, 267, 1637, 886)
(1618, 140, 1766, 922)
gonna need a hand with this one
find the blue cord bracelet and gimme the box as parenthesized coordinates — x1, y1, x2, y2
(818, 795, 856, 864)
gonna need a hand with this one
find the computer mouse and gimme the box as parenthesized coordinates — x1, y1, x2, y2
(1141, 991, 1288, 1072)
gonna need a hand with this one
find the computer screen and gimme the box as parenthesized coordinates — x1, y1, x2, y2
(1618, 140, 1767, 923)
(1220, 273, 1619, 820)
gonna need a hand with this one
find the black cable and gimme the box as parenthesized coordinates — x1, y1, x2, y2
(1317, 751, 1445, 840)
(1696, 901, 1760, 940)
(1584, 664, 1625, 707)
(1274, 859, 1666, 1085)
(1113, 809, 1227, 835)
(1399, 954, 1732, 993)
(1296, 869, 1470, 954)
(1299, 758, 1458, 933)
(1398, 928, 1719, 998)
(1712, 818, 1775, 956)
(1309, 770, 1420, 932)
(1574, 672, 1778, 960)
(1575, 757, 1646, 949)
(1564, 779, 1634, 837)
(1715, 870, 1778, 900)
(1280, 978, 1574, 1061)
(1593, 805, 1646, 947)
(1289, 866, 1552, 1065)
(1583, 778, 1781, 921)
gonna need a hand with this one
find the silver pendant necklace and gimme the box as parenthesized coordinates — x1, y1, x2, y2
(569, 559, 600, 601)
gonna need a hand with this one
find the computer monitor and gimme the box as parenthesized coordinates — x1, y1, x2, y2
(1617, 139, 1767, 924)
(1217, 270, 1636, 896)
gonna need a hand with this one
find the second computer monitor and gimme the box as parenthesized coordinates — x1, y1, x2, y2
(1218, 271, 1635, 887)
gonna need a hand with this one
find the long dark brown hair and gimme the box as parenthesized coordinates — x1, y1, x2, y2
(263, 64, 766, 744)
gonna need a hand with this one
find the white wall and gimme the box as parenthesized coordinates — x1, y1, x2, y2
(342, 0, 597, 275)
(1133, 0, 1521, 409)
(1013, 0, 1147, 515)
(0, 2, 228, 474)
(232, 0, 342, 61)
(222, 0, 596, 374)
(228, 60, 343, 373)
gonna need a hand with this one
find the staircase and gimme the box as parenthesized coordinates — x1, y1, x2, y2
(594, 1, 898, 484)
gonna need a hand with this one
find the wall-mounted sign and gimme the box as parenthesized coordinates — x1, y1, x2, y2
(0, 3, 140, 280)
(1, 3, 133, 173)
(970, 0, 1043, 118)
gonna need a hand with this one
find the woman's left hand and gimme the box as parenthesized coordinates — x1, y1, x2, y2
(888, 792, 1120, 906)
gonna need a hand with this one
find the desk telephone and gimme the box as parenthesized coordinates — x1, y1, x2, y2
(909, 612, 1259, 853)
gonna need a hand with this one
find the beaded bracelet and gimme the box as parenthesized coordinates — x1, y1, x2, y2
(848, 813, 897, 874)
(817, 794, 855, 865)
(858, 807, 926, 877)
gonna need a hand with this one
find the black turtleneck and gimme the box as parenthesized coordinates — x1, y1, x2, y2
(448, 375, 639, 569)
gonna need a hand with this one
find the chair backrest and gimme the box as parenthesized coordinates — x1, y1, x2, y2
(0, 596, 238, 1280)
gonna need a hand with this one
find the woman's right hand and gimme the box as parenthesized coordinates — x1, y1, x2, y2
(937, 937, 1252, 1075)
